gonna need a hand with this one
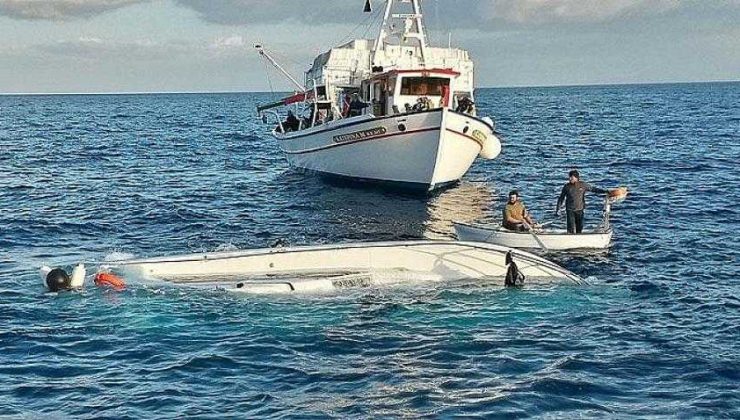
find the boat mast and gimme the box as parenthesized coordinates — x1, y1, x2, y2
(254, 44, 304, 91)
(372, 0, 429, 67)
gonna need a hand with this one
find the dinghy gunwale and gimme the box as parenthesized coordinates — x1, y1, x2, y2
(453, 221, 613, 251)
(453, 221, 612, 237)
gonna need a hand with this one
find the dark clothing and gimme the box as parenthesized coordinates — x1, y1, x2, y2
(349, 99, 368, 116)
(566, 210, 584, 234)
(456, 97, 474, 113)
(557, 181, 607, 212)
(284, 114, 300, 132)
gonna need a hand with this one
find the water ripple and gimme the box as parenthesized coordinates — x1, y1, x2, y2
(1, 84, 739, 418)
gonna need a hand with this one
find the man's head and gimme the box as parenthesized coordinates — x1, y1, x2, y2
(508, 190, 519, 204)
(568, 169, 580, 184)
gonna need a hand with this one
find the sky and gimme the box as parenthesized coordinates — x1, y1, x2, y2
(0, 0, 738, 93)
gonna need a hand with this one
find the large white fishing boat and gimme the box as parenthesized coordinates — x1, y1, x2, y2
(256, 0, 501, 191)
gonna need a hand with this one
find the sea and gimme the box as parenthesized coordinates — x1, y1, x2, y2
(1, 82, 738, 418)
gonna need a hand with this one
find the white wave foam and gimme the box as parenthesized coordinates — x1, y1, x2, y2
(103, 251, 136, 262)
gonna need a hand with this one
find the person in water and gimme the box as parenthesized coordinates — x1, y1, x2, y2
(555, 169, 608, 234)
(503, 190, 536, 231)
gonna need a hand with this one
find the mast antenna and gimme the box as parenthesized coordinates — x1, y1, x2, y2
(372, 0, 429, 66)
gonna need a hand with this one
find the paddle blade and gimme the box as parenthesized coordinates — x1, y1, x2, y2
(363, 0, 372, 13)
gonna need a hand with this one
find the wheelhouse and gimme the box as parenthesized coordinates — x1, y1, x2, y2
(358, 68, 473, 116)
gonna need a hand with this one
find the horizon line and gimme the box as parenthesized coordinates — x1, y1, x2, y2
(1, 79, 737, 96)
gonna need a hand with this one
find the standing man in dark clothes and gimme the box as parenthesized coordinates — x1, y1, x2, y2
(555, 170, 608, 234)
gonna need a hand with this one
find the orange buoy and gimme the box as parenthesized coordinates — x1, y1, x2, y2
(94, 272, 126, 291)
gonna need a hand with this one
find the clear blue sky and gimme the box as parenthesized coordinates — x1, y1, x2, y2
(1, 0, 738, 93)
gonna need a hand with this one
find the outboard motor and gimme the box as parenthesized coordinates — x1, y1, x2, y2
(40, 263, 86, 292)
(504, 251, 525, 287)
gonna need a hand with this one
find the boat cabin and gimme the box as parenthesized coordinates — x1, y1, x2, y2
(358, 68, 471, 116)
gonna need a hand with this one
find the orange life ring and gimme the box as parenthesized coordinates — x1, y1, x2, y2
(94, 272, 126, 291)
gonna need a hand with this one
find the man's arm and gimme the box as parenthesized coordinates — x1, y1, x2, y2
(556, 185, 567, 214)
(523, 208, 535, 225)
(585, 182, 608, 194)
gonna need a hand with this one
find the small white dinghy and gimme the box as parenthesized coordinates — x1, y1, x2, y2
(454, 223, 612, 251)
(454, 188, 628, 252)
(101, 240, 583, 294)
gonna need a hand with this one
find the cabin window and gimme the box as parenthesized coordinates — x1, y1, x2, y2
(400, 77, 449, 96)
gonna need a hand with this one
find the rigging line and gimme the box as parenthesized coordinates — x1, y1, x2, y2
(267, 50, 308, 86)
(333, 16, 371, 48)
(269, 48, 308, 68)
(261, 57, 276, 99)
(331, 6, 378, 48)
(420, 0, 439, 47)
(361, 3, 384, 39)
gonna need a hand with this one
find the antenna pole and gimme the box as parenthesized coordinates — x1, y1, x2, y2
(372, 0, 394, 64)
(411, 0, 428, 63)
(254, 44, 304, 91)
(371, 0, 430, 65)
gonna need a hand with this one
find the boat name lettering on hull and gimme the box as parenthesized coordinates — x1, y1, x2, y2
(333, 127, 387, 143)
(332, 276, 373, 289)
(471, 129, 487, 144)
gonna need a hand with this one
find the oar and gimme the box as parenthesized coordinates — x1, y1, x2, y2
(538, 220, 558, 228)
(523, 221, 549, 253)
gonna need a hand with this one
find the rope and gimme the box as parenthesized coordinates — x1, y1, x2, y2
(261, 57, 276, 99)
(361, 3, 385, 39)
(332, 1, 385, 48)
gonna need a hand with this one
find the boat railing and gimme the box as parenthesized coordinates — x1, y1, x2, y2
(600, 196, 612, 232)
(262, 110, 285, 134)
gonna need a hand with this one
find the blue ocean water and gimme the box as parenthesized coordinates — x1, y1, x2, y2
(1, 82, 738, 418)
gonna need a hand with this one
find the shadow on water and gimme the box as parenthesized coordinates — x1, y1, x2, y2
(263, 171, 498, 243)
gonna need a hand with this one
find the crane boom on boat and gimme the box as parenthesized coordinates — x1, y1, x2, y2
(254, 44, 304, 91)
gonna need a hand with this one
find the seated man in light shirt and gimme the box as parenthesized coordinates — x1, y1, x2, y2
(503, 190, 536, 231)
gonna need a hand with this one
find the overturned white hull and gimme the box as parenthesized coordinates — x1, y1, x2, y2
(104, 241, 582, 294)
(277, 109, 500, 191)
(454, 222, 613, 251)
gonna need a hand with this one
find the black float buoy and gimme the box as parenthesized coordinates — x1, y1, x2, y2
(45, 268, 72, 292)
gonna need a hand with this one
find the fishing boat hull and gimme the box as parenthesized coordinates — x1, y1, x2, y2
(454, 222, 613, 251)
(276, 109, 500, 191)
(103, 240, 583, 294)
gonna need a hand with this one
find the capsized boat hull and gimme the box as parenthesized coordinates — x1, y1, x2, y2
(454, 222, 613, 251)
(103, 241, 583, 294)
(276, 109, 500, 191)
